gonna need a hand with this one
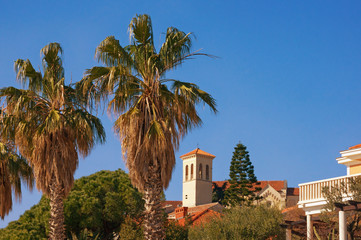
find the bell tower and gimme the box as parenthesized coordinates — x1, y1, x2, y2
(180, 148, 215, 207)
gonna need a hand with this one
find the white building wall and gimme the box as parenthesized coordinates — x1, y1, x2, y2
(181, 151, 214, 207)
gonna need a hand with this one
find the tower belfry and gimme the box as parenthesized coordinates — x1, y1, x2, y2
(180, 148, 215, 207)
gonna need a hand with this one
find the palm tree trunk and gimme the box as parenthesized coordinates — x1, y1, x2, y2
(143, 165, 164, 240)
(49, 177, 65, 240)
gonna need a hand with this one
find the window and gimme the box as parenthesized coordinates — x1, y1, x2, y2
(206, 165, 209, 180)
(191, 164, 194, 179)
(199, 164, 203, 179)
(185, 165, 189, 181)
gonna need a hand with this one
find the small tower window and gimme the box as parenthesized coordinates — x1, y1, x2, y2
(191, 164, 194, 179)
(199, 163, 203, 179)
(206, 165, 209, 180)
(185, 165, 189, 181)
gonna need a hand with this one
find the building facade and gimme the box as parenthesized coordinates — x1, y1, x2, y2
(181, 148, 215, 207)
(298, 144, 361, 240)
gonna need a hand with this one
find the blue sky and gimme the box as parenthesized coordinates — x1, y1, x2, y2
(2, 0, 361, 227)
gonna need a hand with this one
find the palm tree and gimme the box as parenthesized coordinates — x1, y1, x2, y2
(77, 14, 217, 240)
(0, 139, 34, 219)
(0, 43, 105, 240)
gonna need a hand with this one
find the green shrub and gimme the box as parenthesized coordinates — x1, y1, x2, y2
(189, 205, 285, 240)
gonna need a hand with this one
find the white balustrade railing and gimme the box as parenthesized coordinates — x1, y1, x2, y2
(298, 173, 361, 203)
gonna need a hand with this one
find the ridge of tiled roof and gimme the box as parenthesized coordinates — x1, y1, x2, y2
(168, 202, 222, 221)
(349, 144, 361, 150)
(180, 148, 216, 158)
(212, 180, 287, 192)
(174, 203, 223, 226)
(187, 202, 220, 215)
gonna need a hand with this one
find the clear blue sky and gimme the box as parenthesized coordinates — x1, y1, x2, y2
(2, 0, 361, 227)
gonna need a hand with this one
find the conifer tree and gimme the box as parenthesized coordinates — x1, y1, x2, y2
(223, 142, 261, 207)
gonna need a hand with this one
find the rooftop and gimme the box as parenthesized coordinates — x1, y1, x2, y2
(349, 144, 361, 150)
(169, 202, 223, 226)
(213, 180, 292, 193)
(180, 148, 216, 159)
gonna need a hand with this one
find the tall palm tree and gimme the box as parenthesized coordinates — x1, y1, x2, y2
(0, 139, 34, 219)
(77, 14, 217, 240)
(0, 43, 105, 240)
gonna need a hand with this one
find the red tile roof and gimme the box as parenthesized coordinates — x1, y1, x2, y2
(177, 209, 221, 226)
(282, 205, 305, 221)
(212, 180, 299, 196)
(213, 180, 286, 192)
(171, 202, 223, 226)
(180, 148, 216, 158)
(349, 144, 361, 150)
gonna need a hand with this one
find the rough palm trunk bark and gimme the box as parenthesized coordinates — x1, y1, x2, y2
(143, 165, 164, 240)
(49, 177, 65, 240)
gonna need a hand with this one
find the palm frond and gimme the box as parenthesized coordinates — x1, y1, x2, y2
(0, 141, 34, 219)
(95, 36, 132, 67)
(80, 14, 217, 192)
(128, 14, 154, 46)
(14, 59, 43, 93)
(1, 43, 105, 199)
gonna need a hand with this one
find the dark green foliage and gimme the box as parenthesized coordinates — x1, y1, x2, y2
(69, 229, 101, 240)
(189, 205, 285, 240)
(0, 169, 144, 240)
(0, 197, 49, 240)
(212, 182, 227, 203)
(223, 143, 261, 207)
(116, 217, 143, 240)
(165, 221, 188, 240)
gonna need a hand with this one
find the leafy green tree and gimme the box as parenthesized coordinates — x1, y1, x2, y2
(116, 217, 143, 240)
(223, 143, 261, 207)
(64, 170, 144, 238)
(165, 221, 188, 240)
(0, 43, 105, 240)
(69, 229, 100, 240)
(0, 196, 50, 240)
(77, 14, 217, 240)
(0, 169, 144, 240)
(189, 205, 284, 240)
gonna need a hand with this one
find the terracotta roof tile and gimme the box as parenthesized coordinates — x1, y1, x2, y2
(282, 205, 305, 222)
(180, 148, 215, 159)
(213, 180, 287, 192)
(349, 144, 361, 150)
(172, 203, 223, 226)
(177, 209, 221, 226)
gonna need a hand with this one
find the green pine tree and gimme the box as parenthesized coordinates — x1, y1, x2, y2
(223, 142, 261, 207)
